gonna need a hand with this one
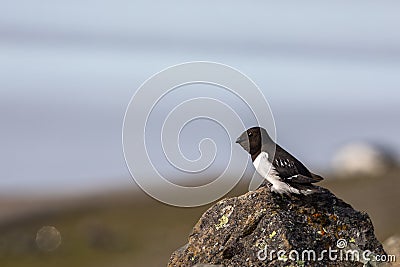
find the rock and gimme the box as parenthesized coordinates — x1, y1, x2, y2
(383, 235, 400, 265)
(331, 142, 397, 177)
(168, 186, 386, 267)
(192, 265, 224, 267)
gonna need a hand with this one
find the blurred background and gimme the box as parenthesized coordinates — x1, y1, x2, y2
(1, 1, 400, 266)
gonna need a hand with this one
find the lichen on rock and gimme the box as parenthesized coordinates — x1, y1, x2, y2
(168, 186, 387, 267)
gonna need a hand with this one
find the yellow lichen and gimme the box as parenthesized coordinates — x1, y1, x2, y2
(215, 215, 229, 230)
(215, 205, 234, 230)
(296, 260, 305, 267)
(269, 230, 277, 239)
(279, 254, 288, 262)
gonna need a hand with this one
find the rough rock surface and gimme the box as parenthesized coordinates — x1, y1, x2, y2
(168, 185, 386, 267)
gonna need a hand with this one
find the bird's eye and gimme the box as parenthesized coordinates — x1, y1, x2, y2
(248, 132, 252, 136)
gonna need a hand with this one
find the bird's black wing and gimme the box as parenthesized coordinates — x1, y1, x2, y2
(286, 174, 322, 184)
(271, 145, 322, 184)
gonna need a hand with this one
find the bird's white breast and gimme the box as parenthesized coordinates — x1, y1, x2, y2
(253, 152, 270, 177)
(253, 152, 298, 194)
(253, 152, 279, 182)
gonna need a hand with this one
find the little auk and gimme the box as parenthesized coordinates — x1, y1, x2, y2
(236, 127, 323, 195)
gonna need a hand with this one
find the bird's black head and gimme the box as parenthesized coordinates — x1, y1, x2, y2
(235, 127, 267, 155)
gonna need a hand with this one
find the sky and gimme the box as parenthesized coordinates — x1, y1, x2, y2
(1, 1, 400, 195)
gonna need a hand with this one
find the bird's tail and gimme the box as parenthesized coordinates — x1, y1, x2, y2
(310, 173, 324, 183)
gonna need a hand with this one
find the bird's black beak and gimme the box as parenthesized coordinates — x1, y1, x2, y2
(235, 137, 243, 144)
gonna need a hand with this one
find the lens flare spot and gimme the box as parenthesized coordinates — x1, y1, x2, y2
(36, 226, 62, 251)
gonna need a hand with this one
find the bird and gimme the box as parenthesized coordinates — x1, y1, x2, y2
(236, 126, 323, 195)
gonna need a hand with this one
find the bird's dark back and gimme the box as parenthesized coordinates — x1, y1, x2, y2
(272, 144, 313, 179)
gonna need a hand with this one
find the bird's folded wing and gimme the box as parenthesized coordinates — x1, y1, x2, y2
(285, 174, 322, 184)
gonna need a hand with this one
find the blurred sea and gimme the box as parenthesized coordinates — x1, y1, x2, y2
(1, 1, 400, 195)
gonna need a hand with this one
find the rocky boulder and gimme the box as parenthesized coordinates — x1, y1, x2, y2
(168, 186, 387, 266)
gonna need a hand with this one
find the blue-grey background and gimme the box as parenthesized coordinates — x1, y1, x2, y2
(1, 0, 400, 196)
